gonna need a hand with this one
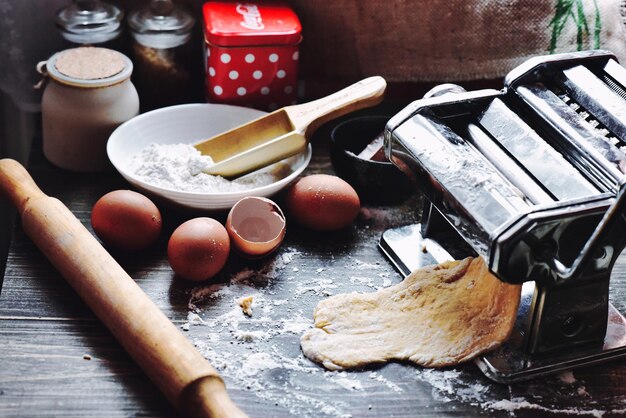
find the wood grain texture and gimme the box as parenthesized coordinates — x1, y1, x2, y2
(3, 105, 626, 417)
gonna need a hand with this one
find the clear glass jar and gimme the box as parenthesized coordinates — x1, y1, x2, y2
(56, 0, 124, 47)
(128, 0, 197, 110)
(39, 47, 139, 172)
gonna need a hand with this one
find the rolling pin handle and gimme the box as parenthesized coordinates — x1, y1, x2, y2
(180, 376, 248, 418)
(0, 158, 46, 213)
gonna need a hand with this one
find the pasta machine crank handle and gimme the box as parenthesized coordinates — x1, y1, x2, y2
(525, 181, 626, 354)
(547, 179, 626, 282)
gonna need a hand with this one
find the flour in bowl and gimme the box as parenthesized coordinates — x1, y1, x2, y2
(129, 143, 289, 193)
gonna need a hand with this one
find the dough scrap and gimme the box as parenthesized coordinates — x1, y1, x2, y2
(238, 296, 254, 316)
(300, 257, 521, 370)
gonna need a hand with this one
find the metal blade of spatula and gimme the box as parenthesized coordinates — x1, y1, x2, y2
(194, 76, 387, 178)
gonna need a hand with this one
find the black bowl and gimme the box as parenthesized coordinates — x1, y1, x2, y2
(330, 115, 414, 205)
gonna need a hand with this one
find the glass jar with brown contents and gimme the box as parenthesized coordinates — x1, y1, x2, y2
(128, 0, 196, 111)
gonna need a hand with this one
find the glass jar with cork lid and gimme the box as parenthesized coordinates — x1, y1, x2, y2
(128, 0, 197, 110)
(38, 47, 139, 172)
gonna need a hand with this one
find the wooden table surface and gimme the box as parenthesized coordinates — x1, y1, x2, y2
(2, 105, 626, 418)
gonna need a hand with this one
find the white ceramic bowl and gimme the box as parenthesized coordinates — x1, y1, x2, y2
(107, 103, 311, 211)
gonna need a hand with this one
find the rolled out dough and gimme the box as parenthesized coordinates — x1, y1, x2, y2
(300, 257, 521, 370)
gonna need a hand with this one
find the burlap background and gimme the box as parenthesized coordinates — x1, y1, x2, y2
(289, 0, 626, 82)
(5, 1, 623, 109)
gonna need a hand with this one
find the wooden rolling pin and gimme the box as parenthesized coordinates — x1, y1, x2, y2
(0, 159, 247, 418)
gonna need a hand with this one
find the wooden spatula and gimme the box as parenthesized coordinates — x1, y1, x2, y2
(194, 76, 387, 178)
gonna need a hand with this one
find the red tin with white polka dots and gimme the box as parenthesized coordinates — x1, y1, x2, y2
(202, 1, 302, 110)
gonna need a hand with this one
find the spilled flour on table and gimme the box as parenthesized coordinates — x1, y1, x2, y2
(182, 246, 626, 417)
(415, 368, 626, 417)
(482, 399, 608, 417)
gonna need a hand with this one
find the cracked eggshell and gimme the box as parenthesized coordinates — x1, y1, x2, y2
(226, 196, 286, 259)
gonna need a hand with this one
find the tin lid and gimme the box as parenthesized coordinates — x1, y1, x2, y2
(56, 0, 123, 44)
(128, 0, 195, 49)
(43, 47, 133, 88)
(202, 1, 302, 47)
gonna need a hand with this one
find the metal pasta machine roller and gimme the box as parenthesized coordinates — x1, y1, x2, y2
(379, 50, 626, 383)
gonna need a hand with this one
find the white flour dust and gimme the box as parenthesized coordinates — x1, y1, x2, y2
(183, 248, 403, 417)
(129, 143, 288, 193)
(415, 368, 626, 417)
(483, 399, 609, 417)
(182, 246, 626, 417)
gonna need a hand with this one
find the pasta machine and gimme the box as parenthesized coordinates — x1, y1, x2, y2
(379, 50, 626, 383)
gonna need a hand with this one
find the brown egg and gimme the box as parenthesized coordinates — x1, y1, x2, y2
(91, 189, 162, 251)
(226, 196, 286, 259)
(167, 217, 230, 281)
(285, 174, 360, 231)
